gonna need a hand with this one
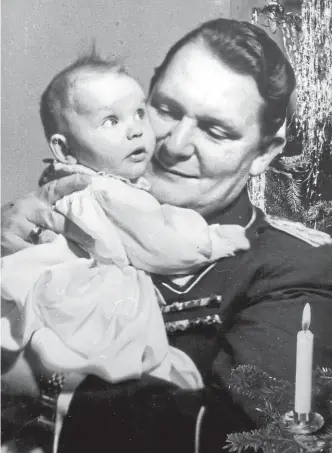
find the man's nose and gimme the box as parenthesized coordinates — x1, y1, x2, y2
(164, 117, 196, 158)
(127, 122, 143, 140)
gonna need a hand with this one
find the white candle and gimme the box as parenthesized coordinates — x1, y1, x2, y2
(294, 303, 314, 415)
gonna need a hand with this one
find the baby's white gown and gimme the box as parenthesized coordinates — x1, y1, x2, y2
(1, 168, 250, 392)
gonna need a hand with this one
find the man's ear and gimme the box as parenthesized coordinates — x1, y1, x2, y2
(249, 135, 285, 176)
(49, 134, 77, 165)
(249, 120, 287, 176)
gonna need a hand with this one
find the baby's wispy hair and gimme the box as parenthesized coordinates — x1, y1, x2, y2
(40, 46, 126, 140)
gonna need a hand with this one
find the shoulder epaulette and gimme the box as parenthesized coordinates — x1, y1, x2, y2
(265, 214, 332, 247)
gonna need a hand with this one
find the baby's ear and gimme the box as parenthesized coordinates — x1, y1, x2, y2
(49, 134, 77, 165)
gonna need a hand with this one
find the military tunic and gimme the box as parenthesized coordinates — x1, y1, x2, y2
(58, 191, 332, 453)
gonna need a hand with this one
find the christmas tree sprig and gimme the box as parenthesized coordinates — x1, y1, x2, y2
(229, 364, 293, 406)
(225, 365, 332, 453)
(225, 425, 303, 453)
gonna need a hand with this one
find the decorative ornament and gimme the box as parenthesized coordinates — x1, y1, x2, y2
(249, 1, 302, 211)
(250, 1, 332, 230)
(252, 0, 301, 34)
(291, 0, 332, 203)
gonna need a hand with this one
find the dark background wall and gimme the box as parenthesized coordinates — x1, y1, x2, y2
(2, 0, 284, 204)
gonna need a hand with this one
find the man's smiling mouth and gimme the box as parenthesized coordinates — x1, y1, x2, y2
(153, 156, 199, 179)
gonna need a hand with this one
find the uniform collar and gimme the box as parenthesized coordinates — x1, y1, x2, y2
(204, 190, 254, 228)
(153, 190, 268, 296)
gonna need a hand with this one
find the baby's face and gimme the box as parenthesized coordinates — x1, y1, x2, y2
(63, 71, 156, 180)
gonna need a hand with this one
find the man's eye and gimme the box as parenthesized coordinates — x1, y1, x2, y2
(136, 108, 145, 120)
(207, 128, 226, 140)
(200, 124, 227, 140)
(158, 105, 171, 114)
(103, 116, 118, 126)
(156, 104, 182, 121)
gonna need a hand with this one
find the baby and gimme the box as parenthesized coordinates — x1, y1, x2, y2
(39, 54, 155, 184)
(2, 54, 251, 394)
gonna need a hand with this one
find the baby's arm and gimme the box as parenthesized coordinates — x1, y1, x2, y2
(55, 177, 249, 274)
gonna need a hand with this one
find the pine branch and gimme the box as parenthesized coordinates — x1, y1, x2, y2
(294, 434, 329, 452)
(285, 178, 303, 214)
(229, 365, 292, 406)
(225, 365, 332, 453)
(265, 164, 305, 222)
(270, 155, 309, 176)
(315, 367, 332, 385)
(302, 202, 332, 230)
(224, 426, 300, 453)
(279, 155, 310, 174)
(255, 402, 282, 423)
(320, 427, 332, 445)
(313, 367, 332, 407)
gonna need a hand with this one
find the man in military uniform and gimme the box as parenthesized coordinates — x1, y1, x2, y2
(56, 199, 332, 453)
(2, 18, 332, 453)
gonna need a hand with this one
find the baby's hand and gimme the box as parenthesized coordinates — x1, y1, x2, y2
(210, 224, 250, 260)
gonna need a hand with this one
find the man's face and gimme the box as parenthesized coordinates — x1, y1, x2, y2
(146, 43, 275, 215)
(63, 71, 156, 180)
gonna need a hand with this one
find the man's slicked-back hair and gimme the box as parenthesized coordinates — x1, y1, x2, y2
(150, 18, 296, 136)
(40, 48, 126, 140)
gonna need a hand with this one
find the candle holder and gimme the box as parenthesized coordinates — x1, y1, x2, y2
(281, 411, 325, 435)
(226, 365, 332, 453)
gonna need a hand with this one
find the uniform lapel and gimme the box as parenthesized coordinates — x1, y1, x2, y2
(153, 190, 258, 297)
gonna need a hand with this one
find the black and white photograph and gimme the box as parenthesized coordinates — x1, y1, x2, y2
(2, 1, 332, 452)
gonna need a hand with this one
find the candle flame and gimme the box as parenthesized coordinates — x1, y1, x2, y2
(302, 303, 311, 331)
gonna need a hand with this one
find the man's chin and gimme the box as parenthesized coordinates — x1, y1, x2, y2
(148, 174, 197, 207)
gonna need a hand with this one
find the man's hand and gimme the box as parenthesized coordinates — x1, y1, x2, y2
(1, 174, 93, 256)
